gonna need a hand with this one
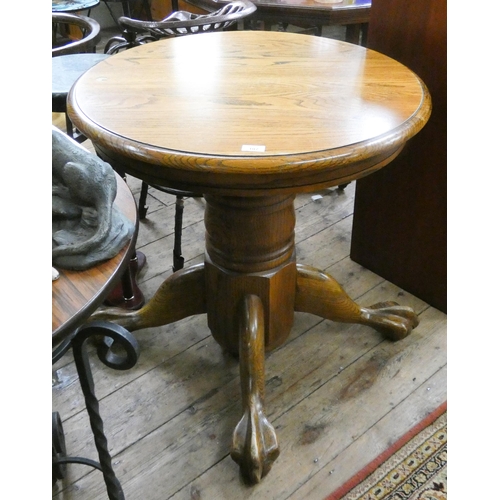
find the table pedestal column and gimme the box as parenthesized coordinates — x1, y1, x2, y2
(204, 194, 297, 355)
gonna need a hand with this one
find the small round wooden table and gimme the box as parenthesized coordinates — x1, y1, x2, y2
(68, 30, 431, 484)
(52, 172, 139, 500)
(52, 172, 138, 345)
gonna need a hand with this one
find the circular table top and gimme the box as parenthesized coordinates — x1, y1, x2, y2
(52, 171, 138, 345)
(69, 31, 431, 194)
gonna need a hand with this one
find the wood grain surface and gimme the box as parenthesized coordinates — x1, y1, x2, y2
(68, 31, 430, 194)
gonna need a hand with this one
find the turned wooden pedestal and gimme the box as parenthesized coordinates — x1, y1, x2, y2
(205, 194, 297, 354)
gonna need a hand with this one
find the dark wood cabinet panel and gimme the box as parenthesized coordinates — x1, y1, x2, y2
(350, 0, 447, 312)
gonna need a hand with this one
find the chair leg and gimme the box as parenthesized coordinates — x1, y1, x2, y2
(104, 169, 146, 310)
(142, 0, 153, 20)
(121, 0, 152, 21)
(102, 1, 121, 28)
(104, 251, 146, 310)
(138, 181, 149, 219)
(172, 195, 185, 272)
(121, 0, 131, 17)
(65, 113, 74, 139)
(138, 182, 186, 272)
(64, 112, 87, 143)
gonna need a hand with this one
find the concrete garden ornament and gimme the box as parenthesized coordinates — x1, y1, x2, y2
(52, 127, 134, 271)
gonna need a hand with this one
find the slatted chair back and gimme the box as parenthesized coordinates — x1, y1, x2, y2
(105, 0, 256, 53)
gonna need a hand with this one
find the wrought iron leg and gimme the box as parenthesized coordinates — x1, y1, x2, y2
(138, 181, 149, 219)
(52, 411, 67, 485)
(173, 195, 185, 272)
(52, 321, 140, 499)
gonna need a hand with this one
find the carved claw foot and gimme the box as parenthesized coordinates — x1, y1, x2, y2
(295, 264, 418, 341)
(231, 396, 280, 484)
(359, 301, 419, 341)
(231, 295, 280, 484)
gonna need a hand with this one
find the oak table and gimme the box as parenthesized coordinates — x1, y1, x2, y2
(189, 0, 371, 44)
(52, 172, 139, 499)
(68, 30, 431, 484)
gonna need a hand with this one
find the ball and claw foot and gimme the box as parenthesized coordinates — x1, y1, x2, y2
(231, 396, 280, 484)
(360, 301, 419, 341)
(230, 294, 280, 484)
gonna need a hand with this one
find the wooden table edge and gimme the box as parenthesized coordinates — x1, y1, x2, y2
(52, 173, 139, 346)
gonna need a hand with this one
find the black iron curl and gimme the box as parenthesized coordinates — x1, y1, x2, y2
(53, 321, 139, 500)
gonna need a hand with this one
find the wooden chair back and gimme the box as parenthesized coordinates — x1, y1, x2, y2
(105, 0, 256, 53)
(52, 12, 101, 57)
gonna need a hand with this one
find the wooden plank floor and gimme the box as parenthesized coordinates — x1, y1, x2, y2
(52, 27, 446, 500)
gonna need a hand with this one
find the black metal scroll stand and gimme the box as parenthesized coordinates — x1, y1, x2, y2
(52, 321, 140, 500)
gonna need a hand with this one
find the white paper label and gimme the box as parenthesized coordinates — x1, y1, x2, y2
(241, 145, 266, 152)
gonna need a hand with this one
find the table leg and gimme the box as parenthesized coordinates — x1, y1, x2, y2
(91, 263, 207, 330)
(345, 23, 359, 44)
(53, 321, 139, 500)
(231, 294, 280, 484)
(345, 23, 369, 46)
(71, 322, 139, 500)
(104, 251, 146, 310)
(202, 194, 295, 482)
(295, 264, 419, 340)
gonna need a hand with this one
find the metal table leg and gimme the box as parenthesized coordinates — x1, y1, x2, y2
(52, 321, 140, 499)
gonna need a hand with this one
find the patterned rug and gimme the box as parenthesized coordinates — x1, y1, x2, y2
(326, 402, 447, 500)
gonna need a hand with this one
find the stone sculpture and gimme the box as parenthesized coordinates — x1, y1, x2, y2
(52, 127, 134, 271)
